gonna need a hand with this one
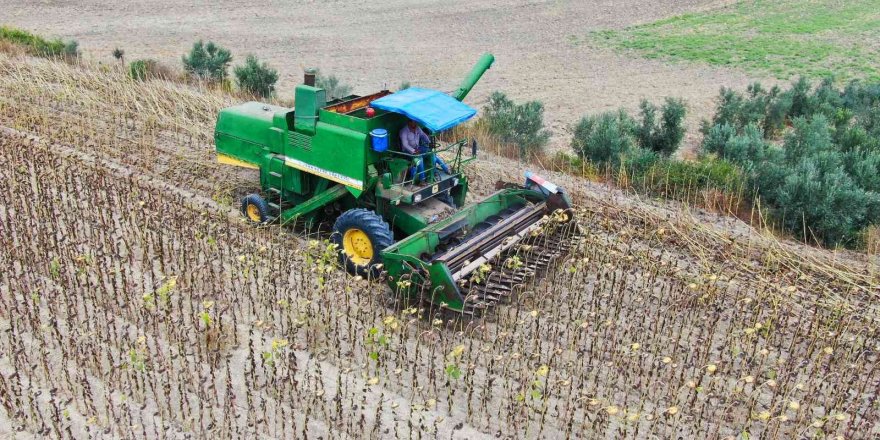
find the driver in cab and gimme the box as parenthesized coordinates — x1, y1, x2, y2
(400, 119, 450, 182)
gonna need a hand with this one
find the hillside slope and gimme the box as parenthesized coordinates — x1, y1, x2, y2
(0, 0, 753, 151)
(1, 53, 879, 439)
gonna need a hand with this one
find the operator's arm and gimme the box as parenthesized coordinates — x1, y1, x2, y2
(417, 127, 430, 147)
(400, 128, 418, 154)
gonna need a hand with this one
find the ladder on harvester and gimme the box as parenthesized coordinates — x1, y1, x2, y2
(265, 154, 286, 220)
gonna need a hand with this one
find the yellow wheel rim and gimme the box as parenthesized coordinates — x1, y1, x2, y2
(343, 228, 373, 266)
(246, 203, 262, 222)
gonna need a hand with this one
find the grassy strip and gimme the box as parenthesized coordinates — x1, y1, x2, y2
(0, 25, 78, 58)
(592, 0, 880, 81)
(551, 151, 749, 215)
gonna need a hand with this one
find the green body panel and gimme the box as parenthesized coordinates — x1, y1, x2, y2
(383, 158, 410, 186)
(215, 102, 291, 166)
(293, 85, 325, 135)
(382, 202, 427, 237)
(289, 121, 369, 196)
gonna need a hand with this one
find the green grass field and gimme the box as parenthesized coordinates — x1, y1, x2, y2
(592, 0, 880, 82)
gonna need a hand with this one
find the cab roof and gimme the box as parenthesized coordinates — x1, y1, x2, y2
(370, 87, 477, 132)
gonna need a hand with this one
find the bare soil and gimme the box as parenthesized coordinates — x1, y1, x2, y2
(2, 0, 758, 153)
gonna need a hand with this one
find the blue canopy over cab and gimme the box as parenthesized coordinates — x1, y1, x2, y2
(370, 87, 477, 132)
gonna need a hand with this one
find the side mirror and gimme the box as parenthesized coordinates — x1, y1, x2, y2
(471, 139, 478, 158)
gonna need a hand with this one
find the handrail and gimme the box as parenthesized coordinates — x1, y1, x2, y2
(382, 138, 470, 190)
(385, 139, 465, 159)
(385, 150, 427, 159)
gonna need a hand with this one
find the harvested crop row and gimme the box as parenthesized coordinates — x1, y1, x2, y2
(0, 53, 254, 205)
(3, 129, 879, 438)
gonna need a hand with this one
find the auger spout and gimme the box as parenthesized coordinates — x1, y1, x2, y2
(452, 53, 495, 101)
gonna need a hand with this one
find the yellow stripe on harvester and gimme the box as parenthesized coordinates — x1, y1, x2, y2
(217, 153, 259, 170)
(283, 156, 364, 191)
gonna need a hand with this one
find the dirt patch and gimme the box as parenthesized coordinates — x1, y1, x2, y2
(2, 0, 762, 154)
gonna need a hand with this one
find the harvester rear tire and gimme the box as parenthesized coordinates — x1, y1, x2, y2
(331, 208, 394, 278)
(241, 194, 270, 224)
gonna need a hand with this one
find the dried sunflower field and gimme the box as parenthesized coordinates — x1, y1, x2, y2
(1, 53, 879, 439)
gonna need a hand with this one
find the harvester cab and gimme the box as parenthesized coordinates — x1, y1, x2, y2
(215, 53, 580, 316)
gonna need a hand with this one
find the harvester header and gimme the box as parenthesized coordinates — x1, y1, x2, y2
(215, 53, 579, 316)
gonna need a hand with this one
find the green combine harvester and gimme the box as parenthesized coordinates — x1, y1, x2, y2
(215, 54, 579, 316)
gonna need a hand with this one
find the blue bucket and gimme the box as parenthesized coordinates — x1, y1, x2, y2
(370, 128, 388, 152)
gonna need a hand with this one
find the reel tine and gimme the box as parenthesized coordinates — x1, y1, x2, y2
(453, 219, 583, 315)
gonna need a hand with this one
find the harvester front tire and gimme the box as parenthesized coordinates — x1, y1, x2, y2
(332, 208, 394, 278)
(241, 194, 270, 224)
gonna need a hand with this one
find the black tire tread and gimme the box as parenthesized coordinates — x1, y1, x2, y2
(241, 193, 270, 223)
(331, 208, 394, 277)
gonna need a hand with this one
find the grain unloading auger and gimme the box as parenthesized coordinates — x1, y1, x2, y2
(215, 53, 580, 316)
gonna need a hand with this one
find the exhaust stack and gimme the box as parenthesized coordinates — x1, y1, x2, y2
(304, 68, 316, 87)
